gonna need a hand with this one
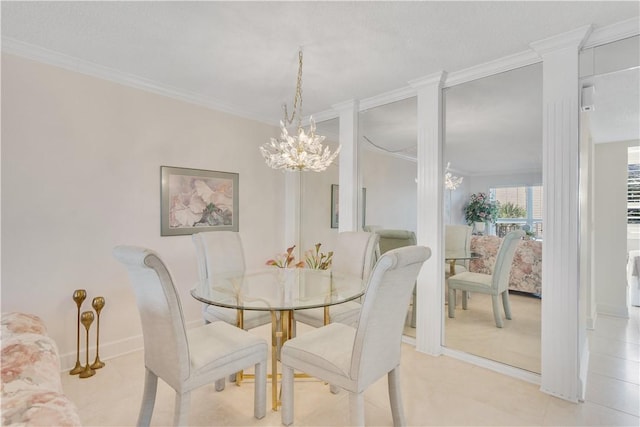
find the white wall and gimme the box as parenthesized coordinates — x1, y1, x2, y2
(300, 160, 339, 255)
(593, 141, 629, 317)
(360, 148, 417, 232)
(1, 54, 285, 368)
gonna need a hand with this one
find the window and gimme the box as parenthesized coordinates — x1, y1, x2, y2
(490, 186, 543, 238)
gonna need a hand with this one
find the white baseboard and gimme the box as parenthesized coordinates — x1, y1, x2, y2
(59, 318, 203, 372)
(597, 303, 629, 319)
(587, 311, 598, 330)
(441, 347, 541, 386)
(579, 339, 590, 402)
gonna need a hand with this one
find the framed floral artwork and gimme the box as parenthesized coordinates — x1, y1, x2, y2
(161, 166, 239, 236)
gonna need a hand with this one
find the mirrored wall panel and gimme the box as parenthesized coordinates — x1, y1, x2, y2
(359, 97, 418, 335)
(443, 63, 543, 373)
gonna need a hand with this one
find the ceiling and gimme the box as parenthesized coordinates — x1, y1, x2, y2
(2, 2, 638, 174)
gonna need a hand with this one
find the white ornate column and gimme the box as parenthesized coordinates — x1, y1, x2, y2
(410, 71, 446, 355)
(333, 100, 360, 232)
(530, 25, 592, 402)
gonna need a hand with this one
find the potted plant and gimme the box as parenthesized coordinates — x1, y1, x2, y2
(464, 192, 499, 234)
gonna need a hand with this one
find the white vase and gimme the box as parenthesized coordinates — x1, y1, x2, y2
(474, 221, 486, 235)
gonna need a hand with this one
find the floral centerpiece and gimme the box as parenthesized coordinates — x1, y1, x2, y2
(266, 243, 333, 270)
(464, 192, 499, 225)
(266, 245, 305, 268)
(303, 243, 333, 270)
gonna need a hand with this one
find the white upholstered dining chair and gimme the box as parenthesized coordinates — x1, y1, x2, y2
(293, 231, 379, 328)
(444, 224, 473, 278)
(280, 245, 431, 427)
(192, 231, 272, 330)
(447, 230, 525, 328)
(113, 246, 267, 426)
(376, 229, 418, 327)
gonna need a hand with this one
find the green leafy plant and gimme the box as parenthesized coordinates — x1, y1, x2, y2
(303, 243, 333, 270)
(266, 245, 305, 268)
(498, 202, 527, 219)
(464, 192, 499, 225)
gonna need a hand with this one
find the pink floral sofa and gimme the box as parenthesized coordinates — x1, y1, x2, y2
(469, 235, 542, 296)
(1, 312, 81, 426)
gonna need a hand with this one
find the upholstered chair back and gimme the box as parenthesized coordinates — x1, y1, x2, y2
(492, 230, 525, 292)
(445, 225, 472, 266)
(376, 229, 417, 257)
(112, 246, 190, 390)
(350, 246, 431, 389)
(192, 231, 246, 283)
(332, 232, 379, 283)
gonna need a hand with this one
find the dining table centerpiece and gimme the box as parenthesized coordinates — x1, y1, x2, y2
(266, 245, 305, 269)
(464, 192, 499, 235)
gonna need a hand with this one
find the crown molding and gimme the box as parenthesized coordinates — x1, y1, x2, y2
(308, 109, 339, 124)
(583, 16, 640, 49)
(530, 25, 593, 56)
(409, 70, 447, 89)
(359, 85, 417, 111)
(312, 84, 419, 121)
(444, 49, 540, 88)
(1, 37, 276, 126)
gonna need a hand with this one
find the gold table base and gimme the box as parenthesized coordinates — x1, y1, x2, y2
(234, 307, 332, 411)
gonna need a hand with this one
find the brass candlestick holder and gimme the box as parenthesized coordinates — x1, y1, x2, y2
(90, 297, 105, 369)
(79, 311, 95, 379)
(70, 289, 86, 375)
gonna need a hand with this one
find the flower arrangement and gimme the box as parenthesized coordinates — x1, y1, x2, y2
(464, 192, 499, 225)
(303, 243, 333, 270)
(266, 245, 304, 268)
(266, 243, 333, 270)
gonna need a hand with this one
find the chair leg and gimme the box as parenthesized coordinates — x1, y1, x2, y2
(215, 378, 225, 391)
(502, 291, 512, 320)
(173, 391, 190, 427)
(491, 295, 504, 328)
(137, 368, 158, 427)
(254, 360, 267, 419)
(349, 391, 365, 427)
(462, 291, 469, 310)
(388, 367, 406, 427)
(410, 288, 417, 328)
(448, 288, 456, 318)
(281, 364, 294, 426)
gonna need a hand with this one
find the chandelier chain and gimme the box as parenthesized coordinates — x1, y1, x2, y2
(283, 50, 304, 128)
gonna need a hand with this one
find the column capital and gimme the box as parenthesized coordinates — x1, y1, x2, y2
(331, 99, 359, 113)
(530, 25, 593, 56)
(409, 71, 447, 89)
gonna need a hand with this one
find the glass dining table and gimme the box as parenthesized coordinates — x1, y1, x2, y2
(190, 268, 364, 410)
(445, 251, 481, 277)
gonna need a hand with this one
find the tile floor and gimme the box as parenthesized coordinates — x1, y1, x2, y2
(61, 307, 639, 426)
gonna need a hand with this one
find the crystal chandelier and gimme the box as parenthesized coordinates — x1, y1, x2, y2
(260, 50, 340, 172)
(444, 162, 463, 190)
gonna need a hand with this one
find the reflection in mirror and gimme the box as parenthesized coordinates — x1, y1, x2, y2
(359, 97, 418, 336)
(444, 63, 543, 373)
(300, 118, 340, 258)
(580, 35, 640, 336)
